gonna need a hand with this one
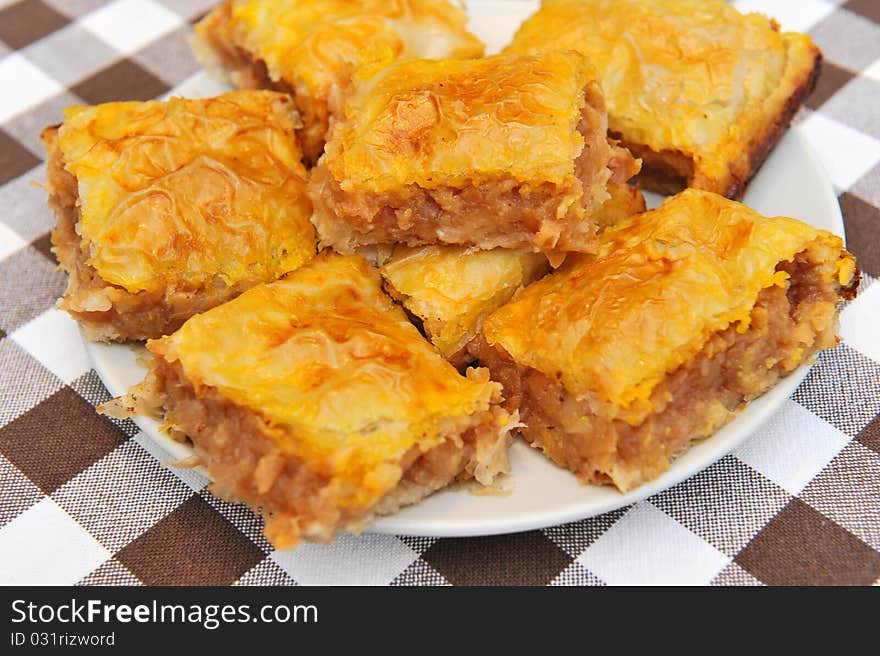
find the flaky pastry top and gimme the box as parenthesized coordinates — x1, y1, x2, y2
(381, 246, 549, 358)
(221, 0, 483, 108)
(505, 0, 819, 185)
(149, 253, 504, 505)
(56, 91, 315, 294)
(325, 51, 602, 193)
(483, 189, 857, 414)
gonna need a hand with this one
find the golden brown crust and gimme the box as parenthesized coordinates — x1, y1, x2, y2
(43, 126, 257, 341)
(725, 50, 822, 200)
(190, 3, 315, 161)
(105, 253, 515, 548)
(42, 92, 316, 342)
(623, 49, 821, 199)
(473, 244, 857, 491)
(310, 52, 641, 256)
(128, 356, 509, 548)
(380, 246, 550, 365)
(475, 190, 859, 491)
(482, 190, 858, 409)
(505, 0, 822, 199)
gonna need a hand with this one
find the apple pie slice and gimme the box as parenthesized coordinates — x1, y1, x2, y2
(310, 51, 640, 259)
(105, 253, 516, 548)
(42, 91, 315, 342)
(474, 189, 859, 491)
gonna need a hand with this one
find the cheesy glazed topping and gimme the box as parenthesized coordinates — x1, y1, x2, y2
(57, 91, 315, 294)
(506, 0, 819, 184)
(149, 253, 504, 497)
(483, 189, 857, 411)
(326, 51, 601, 193)
(225, 0, 484, 113)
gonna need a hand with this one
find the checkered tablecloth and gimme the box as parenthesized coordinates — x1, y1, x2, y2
(1, 0, 878, 587)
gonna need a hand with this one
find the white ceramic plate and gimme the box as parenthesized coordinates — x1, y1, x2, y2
(85, 0, 845, 538)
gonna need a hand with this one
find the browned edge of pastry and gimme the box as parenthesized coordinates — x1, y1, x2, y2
(311, 83, 638, 256)
(470, 245, 859, 491)
(728, 48, 823, 199)
(41, 126, 253, 342)
(106, 356, 511, 548)
(615, 46, 822, 200)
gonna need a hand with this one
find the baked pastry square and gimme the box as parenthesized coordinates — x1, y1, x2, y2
(192, 0, 484, 164)
(380, 246, 550, 367)
(505, 0, 821, 198)
(310, 51, 640, 258)
(42, 90, 315, 342)
(474, 189, 859, 491)
(106, 253, 515, 548)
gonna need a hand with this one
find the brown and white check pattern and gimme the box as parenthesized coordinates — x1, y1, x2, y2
(1, 0, 879, 586)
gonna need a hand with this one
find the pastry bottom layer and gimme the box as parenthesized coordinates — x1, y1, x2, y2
(107, 357, 512, 549)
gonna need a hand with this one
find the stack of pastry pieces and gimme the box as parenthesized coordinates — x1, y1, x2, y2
(42, 0, 859, 549)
